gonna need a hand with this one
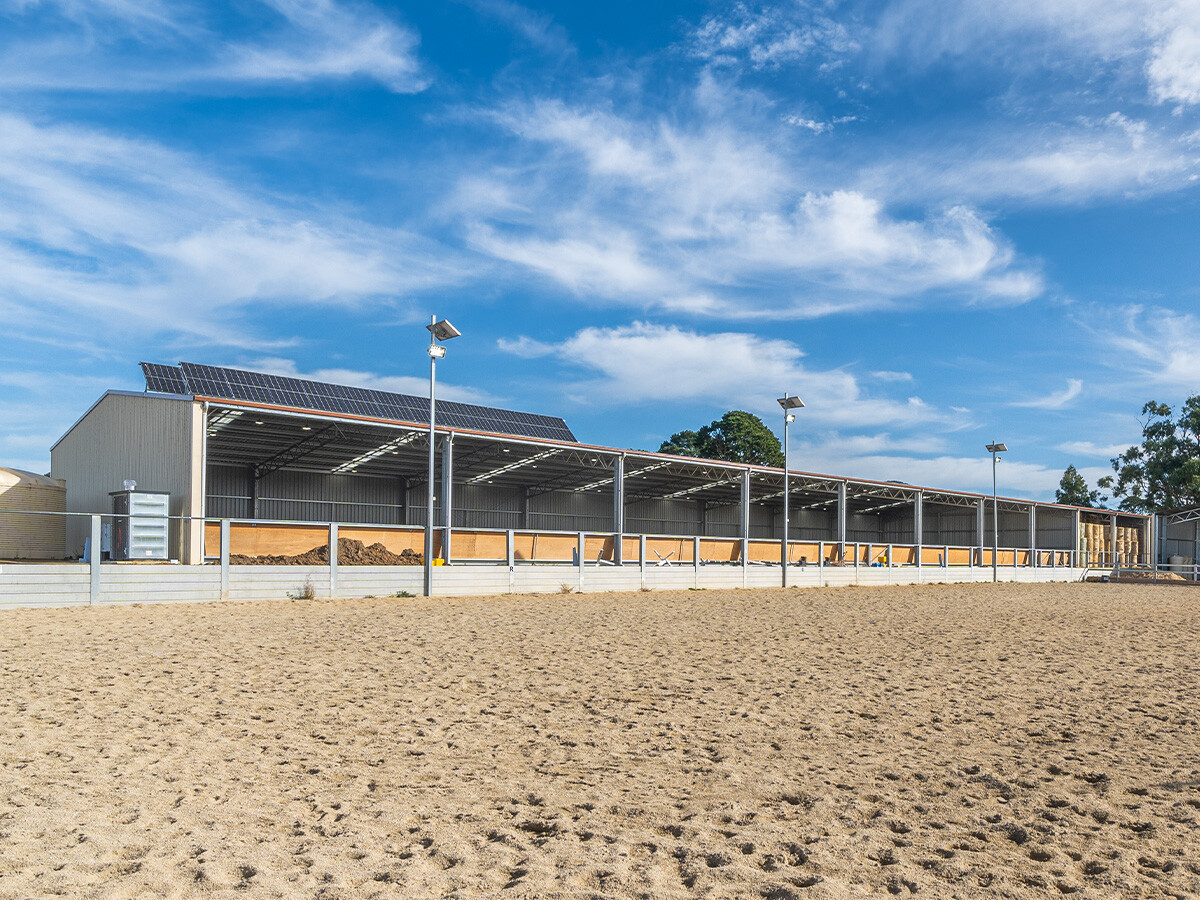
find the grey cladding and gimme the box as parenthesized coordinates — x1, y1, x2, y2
(139, 361, 577, 443)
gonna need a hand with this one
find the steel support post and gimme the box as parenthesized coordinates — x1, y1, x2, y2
(441, 434, 454, 565)
(976, 499, 986, 567)
(741, 470, 751, 588)
(914, 491, 924, 569)
(613, 455, 625, 565)
(1029, 505, 1037, 568)
(837, 481, 847, 562)
(1110, 513, 1118, 569)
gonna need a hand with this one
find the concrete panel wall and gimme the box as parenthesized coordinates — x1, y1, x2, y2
(50, 393, 199, 561)
(0, 561, 1092, 610)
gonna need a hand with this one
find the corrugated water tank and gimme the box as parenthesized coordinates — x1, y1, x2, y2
(110, 490, 170, 560)
(0, 467, 67, 559)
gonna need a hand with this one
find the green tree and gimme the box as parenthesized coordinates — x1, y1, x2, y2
(1055, 464, 1103, 507)
(659, 410, 784, 467)
(1098, 396, 1200, 513)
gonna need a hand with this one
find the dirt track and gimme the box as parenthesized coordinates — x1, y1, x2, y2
(1, 582, 1198, 898)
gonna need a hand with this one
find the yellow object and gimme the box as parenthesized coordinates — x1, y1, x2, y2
(432, 558, 445, 566)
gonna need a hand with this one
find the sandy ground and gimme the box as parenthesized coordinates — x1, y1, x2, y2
(2, 583, 1199, 899)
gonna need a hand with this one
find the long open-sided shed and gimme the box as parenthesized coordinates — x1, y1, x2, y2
(49, 362, 1151, 567)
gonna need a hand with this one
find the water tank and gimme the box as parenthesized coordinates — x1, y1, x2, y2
(110, 490, 170, 561)
(0, 467, 67, 559)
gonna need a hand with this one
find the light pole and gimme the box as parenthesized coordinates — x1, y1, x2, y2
(424, 316, 461, 597)
(778, 394, 805, 587)
(986, 441, 1008, 583)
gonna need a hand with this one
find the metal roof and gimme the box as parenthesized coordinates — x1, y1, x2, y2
(194, 400, 1150, 519)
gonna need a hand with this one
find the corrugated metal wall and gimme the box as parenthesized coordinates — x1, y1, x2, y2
(923, 506, 978, 546)
(1036, 508, 1075, 550)
(209, 465, 407, 524)
(51, 393, 196, 558)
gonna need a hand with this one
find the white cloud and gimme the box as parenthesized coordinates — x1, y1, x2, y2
(873, 0, 1200, 108)
(1012, 378, 1083, 410)
(793, 448, 1069, 498)
(1056, 440, 1131, 457)
(0, 0, 428, 93)
(690, 2, 859, 69)
(1103, 305, 1200, 388)
(221, 0, 427, 92)
(498, 322, 958, 431)
(858, 115, 1198, 208)
(466, 100, 1042, 317)
(0, 113, 468, 350)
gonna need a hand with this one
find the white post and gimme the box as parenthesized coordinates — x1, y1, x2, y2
(89, 514, 101, 606)
(506, 529, 515, 593)
(220, 519, 230, 601)
(639, 534, 647, 590)
(578, 532, 585, 592)
(694, 535, 700, 588)
(329, 523, 338, 598)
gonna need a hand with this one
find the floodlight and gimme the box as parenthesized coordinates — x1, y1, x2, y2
(778, 395, 805, 410)
(785, 413, 796, 423)
(428, 345, 446, 359)
(427, 319, 461, 341)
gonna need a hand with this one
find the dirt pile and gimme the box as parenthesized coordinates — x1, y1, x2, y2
(230, 537, 422, 566)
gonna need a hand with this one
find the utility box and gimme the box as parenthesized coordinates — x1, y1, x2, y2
(110, 490, 170, 560)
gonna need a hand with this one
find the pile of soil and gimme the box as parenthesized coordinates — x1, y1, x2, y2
(230, 537, 422, 566)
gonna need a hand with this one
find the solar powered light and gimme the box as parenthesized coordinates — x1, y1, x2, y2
(985, 441, 1008, 582)
(425, 316, 462, 597)
(777, 393, 805, 587)
(427, 319, 462, 342)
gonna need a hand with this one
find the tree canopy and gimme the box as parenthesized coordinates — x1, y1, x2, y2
(1055, 465, 1103, 508)
(659, 410, 784, 467)
(1097, 396, 1200, 513)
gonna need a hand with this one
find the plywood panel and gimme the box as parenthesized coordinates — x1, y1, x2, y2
(698, 539, 739, 562)
(920, 546, 946, 566)
(947, 547, 973, 566)
(226, 523, 328, 557)
(531, 533, 576, 561)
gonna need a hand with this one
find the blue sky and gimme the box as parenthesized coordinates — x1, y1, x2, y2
(2, 0, 1198, 501)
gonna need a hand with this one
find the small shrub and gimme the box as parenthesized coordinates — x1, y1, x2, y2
(391, 590, 415, 598)
(559, 583, 575, 594)
(288, 577, 316, 600)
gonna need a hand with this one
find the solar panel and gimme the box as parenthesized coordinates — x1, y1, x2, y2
(141, 361, 577, 442)
(140, 362, 188, 395)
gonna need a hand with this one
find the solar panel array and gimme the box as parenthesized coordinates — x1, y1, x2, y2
(140, 362, 188, 395)
(139, 361, 577, 442)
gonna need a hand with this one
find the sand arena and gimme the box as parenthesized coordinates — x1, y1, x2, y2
(1, 582, 1198, 898)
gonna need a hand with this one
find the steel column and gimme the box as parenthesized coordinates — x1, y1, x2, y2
(914, 491, 924, 569)
(837, 481, 847, 562)
(441, 434, 454, 564)
(613, 455, 625, 564)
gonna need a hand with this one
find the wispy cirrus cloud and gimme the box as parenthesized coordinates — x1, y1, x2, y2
(462, 98, 1042, 318)
(1103, 305, 1200, 389)
(1012, 379, 1083, 410)
(0, 0, 428, 92)
(0, 112, 468, 350)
